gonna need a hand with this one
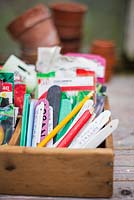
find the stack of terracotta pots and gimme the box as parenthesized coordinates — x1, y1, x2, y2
(7, 4, 60, 64)
(50, 2, 87, 54)
(90, 40, 116, 82)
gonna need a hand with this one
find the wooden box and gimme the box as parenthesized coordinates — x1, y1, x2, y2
(0, 99, 114, 198)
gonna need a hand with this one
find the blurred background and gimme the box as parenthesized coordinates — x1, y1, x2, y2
(0, 0, 133, 72)
(0, 2, 134, 197)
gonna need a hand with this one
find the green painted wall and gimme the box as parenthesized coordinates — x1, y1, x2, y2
(0, 0, 127, 62)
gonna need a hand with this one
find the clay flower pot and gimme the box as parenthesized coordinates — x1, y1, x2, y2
(50, 2, 88, 27)
(91, 40, 116, 58)
(7, 4, 50, 39)
(90, 40, 116, 82)
(7, 4, 60, 49)
(18, 18, 60, 49)
(50, 2, 87, 53)
(61, 38, 82, 54)
(56, 25, 82, 40)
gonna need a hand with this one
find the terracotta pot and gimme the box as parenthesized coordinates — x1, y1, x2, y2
(50, 2, 87, 27)
(18, 18, 60, 49)
(104, 69, 113, 82)
(7, 4, 51, 39)
(56, 25, 82, 39)
(7, 4, 60, 49)
(61, 39, 81, 54)
(90, 40, 116, 82)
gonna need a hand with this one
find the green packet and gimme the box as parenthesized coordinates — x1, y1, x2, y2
(0, 104, 14, 145)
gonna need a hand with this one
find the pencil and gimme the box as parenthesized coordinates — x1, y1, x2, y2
(38, 91, 94, 147)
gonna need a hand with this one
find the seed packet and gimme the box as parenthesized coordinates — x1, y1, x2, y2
(0, 72, 14, 103)
(0, 104, 14, 145)
(66, 53, 106, 84)
(14, 83, 26, 115)
(2, 55, 37, 94)
(37, 75, 96, 101)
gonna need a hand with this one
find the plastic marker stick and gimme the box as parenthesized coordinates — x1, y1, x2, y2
(46, 106, 53, 147)
(32, 103, 44, 147)
(57, 107, 94, 148)
(38, 91, 94, 147)
(53, 99, 93, 147)
(40, 99, 49, 141)
(69, 110, 111, 148)
(89, 96, 105, 122)
(26, 99, 37, 147)
(32, 105, 40, 147)
(95, 96, 105, 117)
(68, 100, 93, 130)
(37, 102, 45, 143)
(55, 99, 72, 142)
(47, 85, 61, 129)
(84, 119, 119, 148)
(20, 94, 31, 146)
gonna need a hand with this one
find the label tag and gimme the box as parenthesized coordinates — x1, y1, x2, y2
(46, 106, 53, 147)
(32, 102, 44, 147)
(69, 110, 111, 148)
(55, 99, 72, 142)
(54, 99, 93, 146)
(84, 119, 119, 148)
(26, 99, 37, 147)
(47, 85, 61, 129)
(40, 99, 49, 141)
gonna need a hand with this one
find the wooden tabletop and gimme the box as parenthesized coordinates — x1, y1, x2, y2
(0, 74, 134, 200)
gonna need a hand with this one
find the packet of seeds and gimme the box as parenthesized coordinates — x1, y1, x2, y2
(0, 72, 14, 103)
(0, 104, 14, 145)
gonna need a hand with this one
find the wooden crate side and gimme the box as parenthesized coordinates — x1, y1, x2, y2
(0, 146, 113, 198)
(106, 135, 113, 149)
(104, 96, 113, 149)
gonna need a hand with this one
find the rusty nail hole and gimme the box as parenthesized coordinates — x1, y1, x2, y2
(107, 162, 113, 167)
(121, 189, 132, 196)
(5, 164, 16, 171)
(87, 171, 91, 176)
(106, 181, 112, 187)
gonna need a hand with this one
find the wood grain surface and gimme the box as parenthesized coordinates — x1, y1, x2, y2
(0, 146, 113, 198)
